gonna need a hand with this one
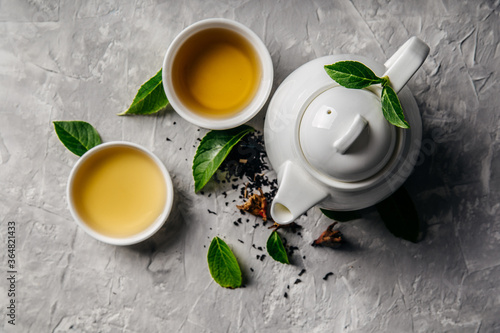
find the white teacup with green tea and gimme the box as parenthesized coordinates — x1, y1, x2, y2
(162, 18, 273, 129)
(67, 142, 174, 245)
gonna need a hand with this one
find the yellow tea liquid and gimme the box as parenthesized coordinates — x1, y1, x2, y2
(172, 27, 261, 118)
(72, 146, 167, 238)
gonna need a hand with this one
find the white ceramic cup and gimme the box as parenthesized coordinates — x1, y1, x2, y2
(67, 141, 174, 246)
(162, 18, 273, 130)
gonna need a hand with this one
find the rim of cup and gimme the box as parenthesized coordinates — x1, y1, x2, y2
(66, 141, 174, 246)
(162, 18, 274, 130)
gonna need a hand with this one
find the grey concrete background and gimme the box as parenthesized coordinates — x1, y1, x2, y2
(1, 0, 499, 332)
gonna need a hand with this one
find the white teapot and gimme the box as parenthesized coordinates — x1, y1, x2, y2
(264, 37, 430, 224)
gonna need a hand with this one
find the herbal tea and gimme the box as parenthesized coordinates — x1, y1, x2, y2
(71, 146, 167, 238)
(172, 27, 261, 118)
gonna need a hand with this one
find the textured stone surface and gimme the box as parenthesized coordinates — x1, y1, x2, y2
(1, 0, 500, 332)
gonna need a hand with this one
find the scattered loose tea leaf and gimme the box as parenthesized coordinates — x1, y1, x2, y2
(118, 69, 169, 115)
(218, 131, 269, 183)
(193, 125, 254, 192)
(324, 61, 385, 89)
(236, 188, 268, 221)
(376, 186, 420, 243)
(312, 222, 343, 248)
(266, 231, 289, 264)
(207, 237, 242, 289)
(287, 245, 299, 256)
(320, 208, 362, 222)
(53, 121, 101, 156)
(323, 272, 334, 280)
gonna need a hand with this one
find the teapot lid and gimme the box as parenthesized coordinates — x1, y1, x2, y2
(299, 86, 396, 182)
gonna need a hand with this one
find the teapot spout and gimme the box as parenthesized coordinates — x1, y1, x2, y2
(271, 161, 329, 224)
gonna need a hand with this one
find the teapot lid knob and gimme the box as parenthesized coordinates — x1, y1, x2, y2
(333, 114, 368, 154)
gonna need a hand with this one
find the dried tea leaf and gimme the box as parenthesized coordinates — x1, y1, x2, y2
(236, 188, 267, 221)
(268, 222, 302, 233)
(312, 222, 343, 248)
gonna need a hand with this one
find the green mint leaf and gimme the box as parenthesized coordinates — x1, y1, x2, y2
(376, 186, 420, 243)
(320, 208, 362, 222)
(381, 85, 410, 128)
(118, 69, 169, 115)
(53, 121, 101, 156)
(193, 125, 254, 192)
(207, 237, 242, 288)
(324, 61, 384, 89)
(266, 231, 289, 264)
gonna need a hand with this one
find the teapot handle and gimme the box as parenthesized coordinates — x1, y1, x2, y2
(383, 37, 430, 93)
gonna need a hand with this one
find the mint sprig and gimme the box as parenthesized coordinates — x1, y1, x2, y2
(118, 69, 169, 116)
(192, 125, 254, 192)
(381, 84, 409, 128)
(375, 186, 420, 243)
(53, 121, 101, 156)
(324, 61, 409, 129)
(324, 61, 386, 89)
(266, 231, 289, 264)
(207, 237, 242, 289)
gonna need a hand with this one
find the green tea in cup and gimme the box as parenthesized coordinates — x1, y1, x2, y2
(163, 18, 273, 130)
(67, 142, 174, 245)
(172, 27, 261, 118)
